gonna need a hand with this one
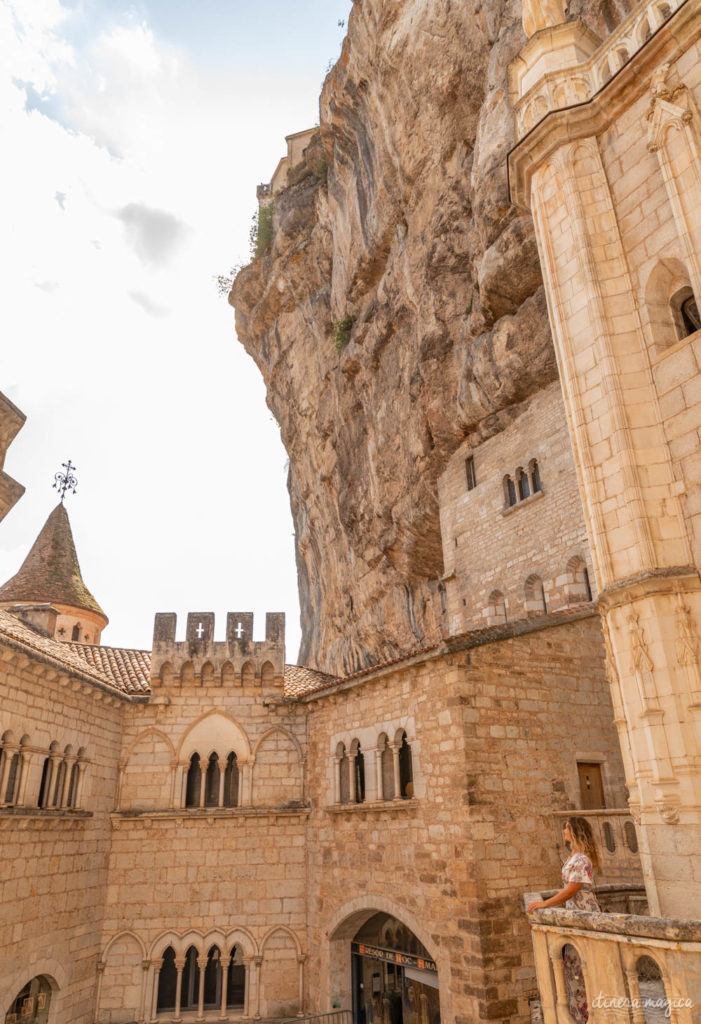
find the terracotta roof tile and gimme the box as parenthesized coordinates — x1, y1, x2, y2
(283, 663, 335, 697)
(67, 643, 151, 695)
(0, 611, 124, 695)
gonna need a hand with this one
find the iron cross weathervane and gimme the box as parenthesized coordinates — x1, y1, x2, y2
(53, 460, 78, 503)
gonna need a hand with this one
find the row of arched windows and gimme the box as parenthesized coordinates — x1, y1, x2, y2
(485, 556, 592, 626)
(0, 732, 87, 811)
(334, 731, 413, 805)
(185, 752, 239, 808)
(156, 945, 246, 1016)
(503, 459, 542, 509)
(157, 661, 275, 688)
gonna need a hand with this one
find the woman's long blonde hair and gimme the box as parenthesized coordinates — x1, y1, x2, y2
(567, 816, 601, 873)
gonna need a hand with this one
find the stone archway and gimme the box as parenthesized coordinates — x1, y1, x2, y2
(325, 897, 449, 1023)
(4, 976, 53, 1024)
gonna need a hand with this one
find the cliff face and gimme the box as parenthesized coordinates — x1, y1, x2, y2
(231, 0, 632, 675)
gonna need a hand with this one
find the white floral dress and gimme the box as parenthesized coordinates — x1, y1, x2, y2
(562, 852, 600, 911)
(561, 852, 599, 1024)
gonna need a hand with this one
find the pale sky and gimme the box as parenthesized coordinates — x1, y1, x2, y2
(0, 0, 353, 660)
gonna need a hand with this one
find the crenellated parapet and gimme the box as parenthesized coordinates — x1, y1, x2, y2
(150, 611, 286, 691)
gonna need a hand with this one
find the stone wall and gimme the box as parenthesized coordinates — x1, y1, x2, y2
(0, 644, 124, 1023)
(438, 382, 595, 633)
(101, 674, 309, 1021)
(303, 612, 626, 1023)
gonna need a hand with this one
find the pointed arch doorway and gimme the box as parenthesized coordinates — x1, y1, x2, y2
(351, 914, 440, 1024)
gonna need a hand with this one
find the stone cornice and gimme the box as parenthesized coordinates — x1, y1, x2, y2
(508, 0, 701, 209)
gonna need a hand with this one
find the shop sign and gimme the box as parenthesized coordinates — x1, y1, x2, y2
(352, 942, 437, 974)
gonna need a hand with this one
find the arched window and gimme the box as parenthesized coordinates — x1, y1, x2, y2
(52, 759, 66, 808)
(379, 734, 394, 801)
(487, 590, 507, 626)
(71, 623, 81, 641)
(5, 976, 53, 1023)
(37, 757, 51, 808)
(565, 556, 593, 605)
(223, 752, 239, 807)
(227, 945, 246, 1009)
(351, 740, 365, 804)
(398, 732, 413, 798)
(644, 259, 700, 352)
(517, 467, 530, 501)
(672, 286, 701, 339)
(185, 753, 202, 808)
(529, 459, 542, 493)
(524, 574, 546, 616)
(67, 761, 80, 808)
(562, 944, 587, 1024)
(205, 752, 220, 807)
(338, 743, 350, 804)
(156, 947, 177, 1012)
(203, 946, 222, 1010)
(637, 956, 668, 1024)
(201, 662, 215, 686)
(624, 820, 639, 853)
(503, 475, 517, 508)
(181, 946, 200, 1011)
(603, 821, 616, 853)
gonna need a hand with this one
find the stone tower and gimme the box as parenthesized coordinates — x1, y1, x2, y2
(509, 0, 701, 916)
(0, 503, 108, 645)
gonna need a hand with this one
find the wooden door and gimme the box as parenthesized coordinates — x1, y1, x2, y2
(577, 762, 605, 809)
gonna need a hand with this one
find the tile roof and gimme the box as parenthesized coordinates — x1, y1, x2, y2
(283, 663, 335, 697)
(0, 611, 125, 695)
(0, 504, 107, 620)
(67, 643, 151, 695)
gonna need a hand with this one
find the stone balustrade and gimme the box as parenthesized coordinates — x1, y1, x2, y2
(552, 809, 644, 886)
(523, 899, 701, 1024)
(508, 0, 685, 139)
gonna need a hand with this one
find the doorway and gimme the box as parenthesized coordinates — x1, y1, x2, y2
(577, 762, 605, 809)
(351, 914, 440, 1024)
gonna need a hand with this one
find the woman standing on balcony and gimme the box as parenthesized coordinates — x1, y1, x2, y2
(527, 817, 601, 1024)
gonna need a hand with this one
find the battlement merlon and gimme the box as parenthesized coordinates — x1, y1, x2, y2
(150, 611, 286, 688)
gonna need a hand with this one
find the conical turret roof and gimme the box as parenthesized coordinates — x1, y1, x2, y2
(0, 504, 107, 621)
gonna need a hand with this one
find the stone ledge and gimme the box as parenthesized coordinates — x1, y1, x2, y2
(524, 891, 701, 941)
(325, 798, 419, 815)
(111, 805, 311, 824)
(500, 488, 545, 517)
(0, 807, 92, 822)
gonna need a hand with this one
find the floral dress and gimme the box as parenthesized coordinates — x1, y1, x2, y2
(561, 852, 600, 1024)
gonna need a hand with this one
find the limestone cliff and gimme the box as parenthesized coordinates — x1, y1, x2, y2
(230, 0, 632, 675)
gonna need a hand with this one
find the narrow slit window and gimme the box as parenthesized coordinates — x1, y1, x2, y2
(465, 456, 476, 491)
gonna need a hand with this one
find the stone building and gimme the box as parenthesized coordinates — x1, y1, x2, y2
(3, 0, 701, 1019)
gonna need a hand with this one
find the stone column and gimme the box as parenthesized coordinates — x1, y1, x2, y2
(16, 749, 31, 806)
(46, 753, 60, 808)
(374, 747, 383, 801)
(296, 954, 306, 1016)
(196, 955, 206, 1021)
(333, 756, 341, 804)
(199, 769, 207, 809)
(150, 962, 162, 1023)
(547, 945, 571, 1024)
(219, 952, 230, 1020)
(531, 929, 557, 1024)
(115, 761, 126, 810)
(391, 744, 401, 799)
(173, 958, 185, 1022)
(622, 963, 647, 1024)
(242, 956, 253, 1019)
(218, 759, 227, 807)
(254, 956, 263, 1019)
(180, 763, 189, 807)
(93, 960, 106, 1024)
(0, 744, 17, 804)
(169, 760, 180, 809)
(349, 752, 357, 804)
(138, 958, 151, 1024)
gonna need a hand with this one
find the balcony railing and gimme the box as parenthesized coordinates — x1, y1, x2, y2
(523, 895, 701, 1024)
(552, 809, 643, 886)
